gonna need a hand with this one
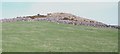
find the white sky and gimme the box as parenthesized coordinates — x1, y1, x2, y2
(1, 0, 120, 2)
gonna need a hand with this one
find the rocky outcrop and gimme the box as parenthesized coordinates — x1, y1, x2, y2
(1, 12, 119, 29)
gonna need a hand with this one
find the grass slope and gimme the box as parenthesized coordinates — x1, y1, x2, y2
(0, 23, 2, 53)
(2, 21, 118, 52)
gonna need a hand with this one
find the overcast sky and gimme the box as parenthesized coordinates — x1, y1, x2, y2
(2, 2, 118, 25)
(1, 0, 119, 2)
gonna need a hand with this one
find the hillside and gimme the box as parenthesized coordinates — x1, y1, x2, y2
(2, 21, 118, 52)
(0, 23, 1, 53)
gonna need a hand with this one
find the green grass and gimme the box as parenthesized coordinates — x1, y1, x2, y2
(2, 21, 118, 52)
(0, 23, 2, 53)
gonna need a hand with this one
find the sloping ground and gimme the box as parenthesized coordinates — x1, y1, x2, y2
(0, 23, 2, 53)
(2, 21, 118, 52)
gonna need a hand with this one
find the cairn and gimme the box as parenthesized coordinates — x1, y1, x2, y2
(0, 13, 119, 29)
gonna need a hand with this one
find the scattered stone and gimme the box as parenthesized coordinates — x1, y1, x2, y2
(1, 13, 119, 29)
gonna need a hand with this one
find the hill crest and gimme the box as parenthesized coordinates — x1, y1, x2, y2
(1, 12, 119, 29)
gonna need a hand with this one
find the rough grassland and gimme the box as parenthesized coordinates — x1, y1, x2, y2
(2, 21, 118, 52)
(0, 23, 2, 53)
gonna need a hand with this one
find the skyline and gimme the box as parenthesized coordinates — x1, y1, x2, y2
(2, 2, 118, 25)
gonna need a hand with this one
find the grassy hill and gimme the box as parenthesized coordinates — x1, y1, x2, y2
(0, 23, 1, 53)
(2, 21, 118, 52)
